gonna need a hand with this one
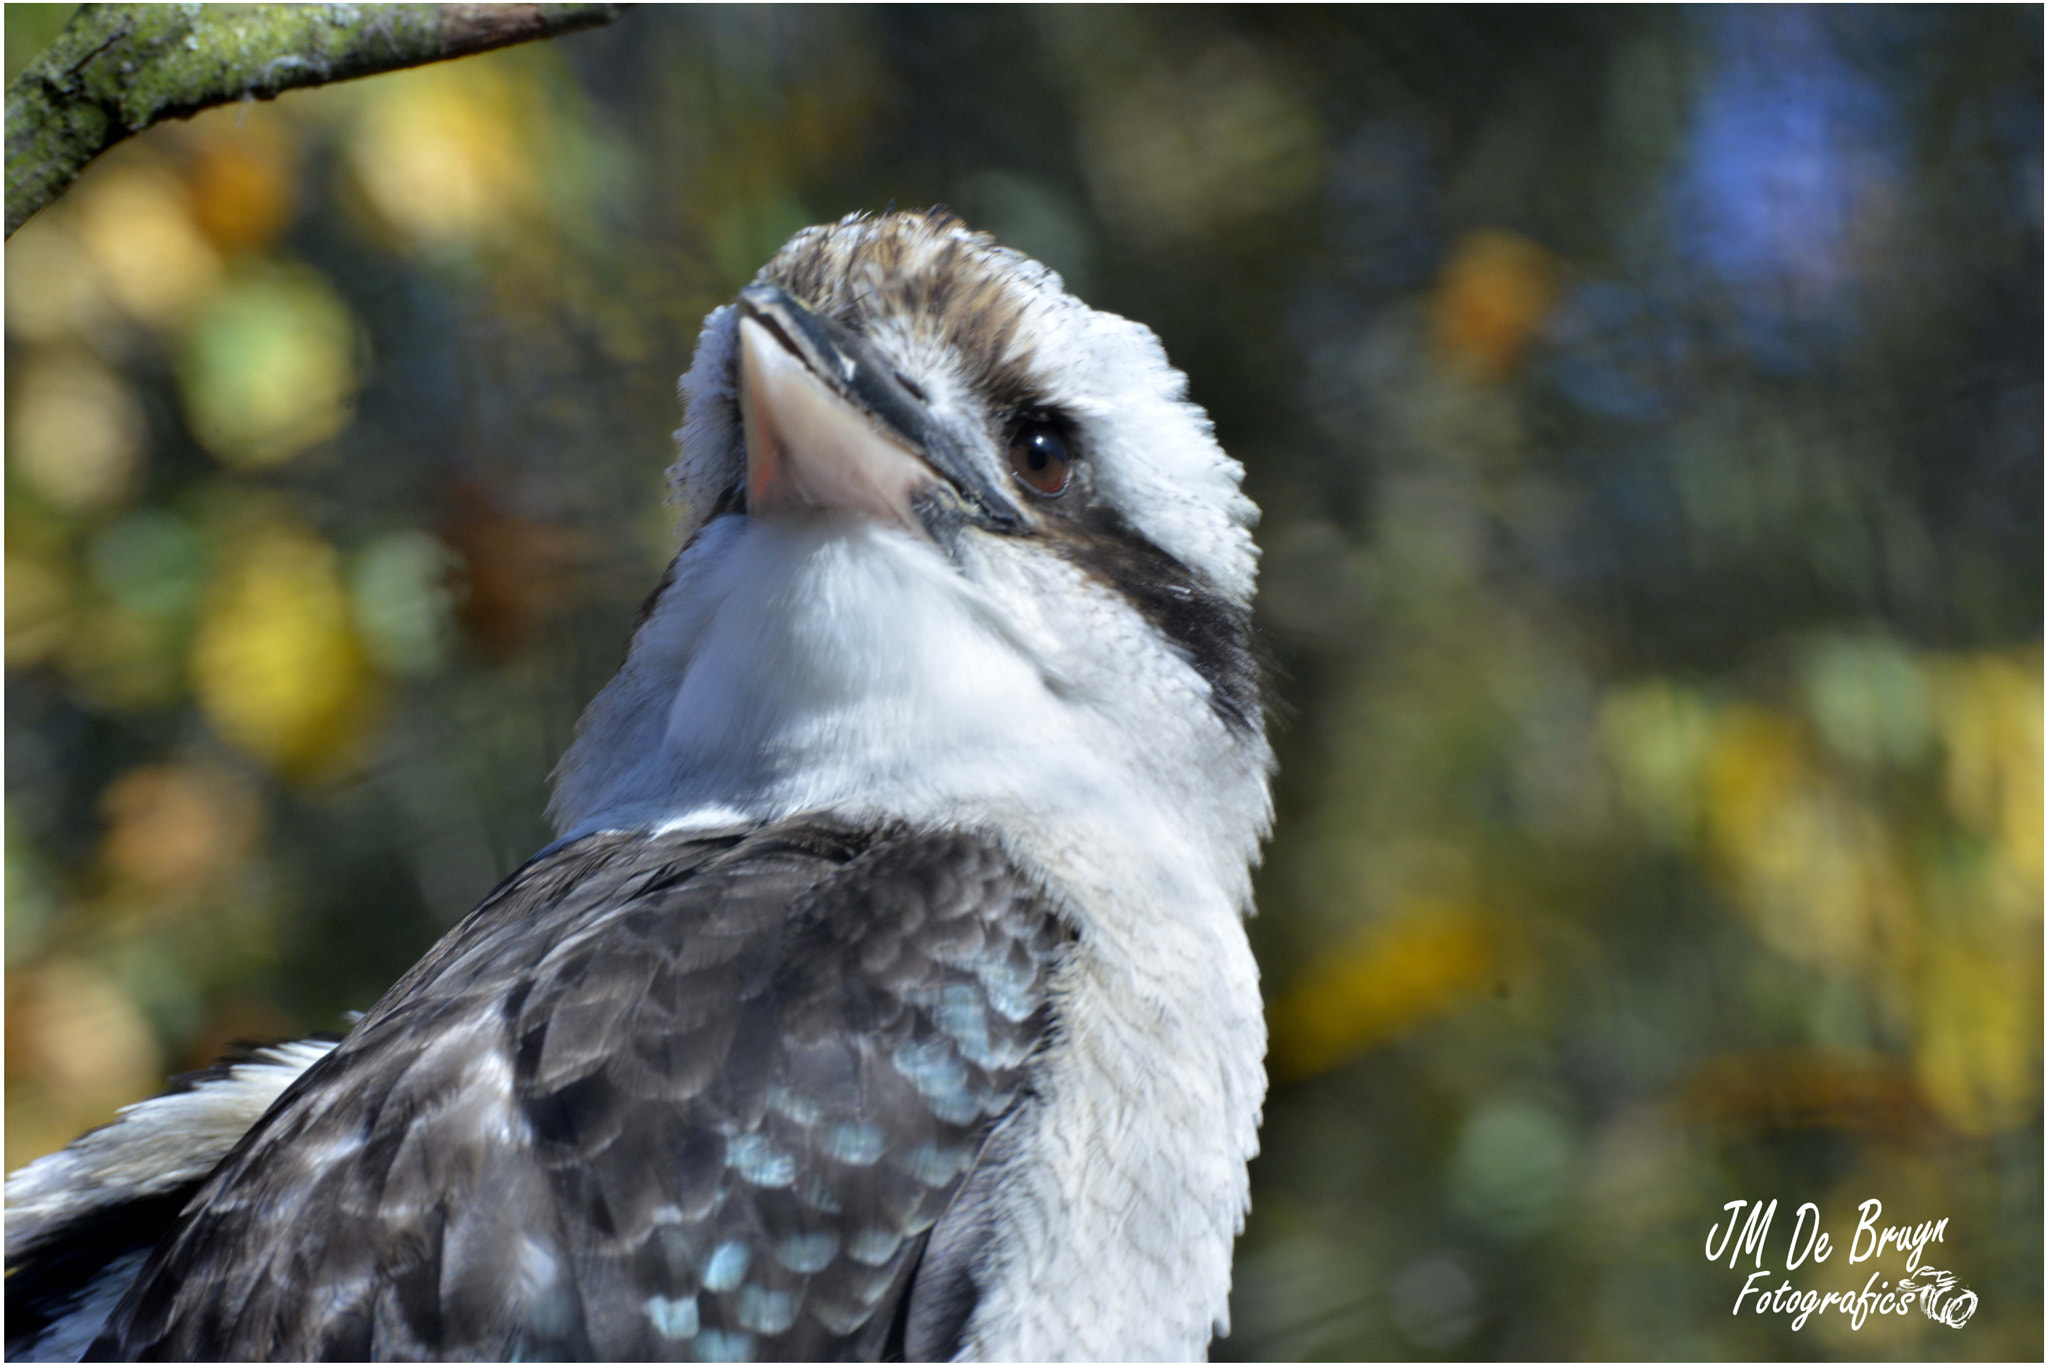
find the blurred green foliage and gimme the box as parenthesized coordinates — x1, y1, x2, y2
(4, 7, 2040, 1359)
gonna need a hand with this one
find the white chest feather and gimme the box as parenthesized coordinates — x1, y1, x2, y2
(553, 516, 1271, 1359)
(957, 863, 1265, 1361)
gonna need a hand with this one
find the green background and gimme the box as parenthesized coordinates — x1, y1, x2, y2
(5, 7, 2040, 1358)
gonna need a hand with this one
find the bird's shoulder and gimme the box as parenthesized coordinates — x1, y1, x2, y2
(94, 815, 1069, 1362)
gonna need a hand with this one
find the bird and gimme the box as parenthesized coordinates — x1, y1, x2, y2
(5, 209, 1275, 1363)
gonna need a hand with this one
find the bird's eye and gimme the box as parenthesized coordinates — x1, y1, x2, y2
(1007, 420, 1071, 497)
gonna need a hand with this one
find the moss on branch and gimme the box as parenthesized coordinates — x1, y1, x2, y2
(5, 2, 618, 237)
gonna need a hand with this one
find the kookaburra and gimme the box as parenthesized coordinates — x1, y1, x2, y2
(7, 210, 1273, 1362)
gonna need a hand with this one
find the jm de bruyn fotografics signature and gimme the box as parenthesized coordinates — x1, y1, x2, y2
(1705, 1198, 1977, 1332)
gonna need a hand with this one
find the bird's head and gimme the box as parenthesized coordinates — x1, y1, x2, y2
(555, 211, 1272, 900)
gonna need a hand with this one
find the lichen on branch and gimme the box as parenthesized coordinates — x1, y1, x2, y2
(4, 2, 619, 237)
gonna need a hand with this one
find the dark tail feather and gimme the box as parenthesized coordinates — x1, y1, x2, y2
(5, 1038, 341, 1361)
(7, 1187, 204, 1361)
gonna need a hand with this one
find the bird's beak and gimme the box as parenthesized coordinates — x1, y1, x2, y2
(736, 283, 1023, 538)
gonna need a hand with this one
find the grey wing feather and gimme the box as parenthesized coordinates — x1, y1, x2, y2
(89, 817, 1064, 1362)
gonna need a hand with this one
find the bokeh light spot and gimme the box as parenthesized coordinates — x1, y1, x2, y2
(72, 159, 222, 330)
(179, 264, 360, 469)
(1083, 44, 1321, 249)
(99, 763, 264, 895)
(1433, 229, 1564, 381)
(7, 351, 147, 512)
(345, 63, 540, 249)
(1448, 1099, 1576, 1240)
(189, 522, 377, 775)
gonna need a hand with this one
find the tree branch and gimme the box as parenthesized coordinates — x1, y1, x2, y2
(5, 2, 620, 238)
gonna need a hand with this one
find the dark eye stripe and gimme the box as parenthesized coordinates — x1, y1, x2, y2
(1046, 507, 1263, 733)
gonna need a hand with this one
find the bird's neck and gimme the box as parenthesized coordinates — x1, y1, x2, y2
(552, 514, 1270, 909)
